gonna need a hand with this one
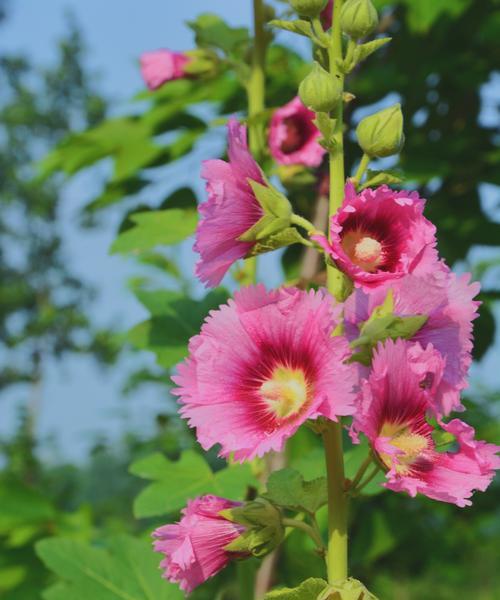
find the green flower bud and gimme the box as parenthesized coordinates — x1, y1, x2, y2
(290, 0, 328, 18)
(299, 62, 342, 113)
(340, 0, 379, 40)
(183, 49, 219, 77)
(221, 499, 284, 558)
(356, 103, 405, 158)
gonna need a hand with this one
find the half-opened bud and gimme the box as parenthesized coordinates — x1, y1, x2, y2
(290, 0, 328, 18)
(221, 499, 285, 558)
(356, 103, 404, 157)
(299, 62, 342, 113)
(340, 0, 378, 40)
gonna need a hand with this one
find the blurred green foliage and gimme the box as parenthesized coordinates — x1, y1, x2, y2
(1, 0, 499, 599)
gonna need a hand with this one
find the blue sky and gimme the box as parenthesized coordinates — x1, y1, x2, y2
(0, 1, 498, 461)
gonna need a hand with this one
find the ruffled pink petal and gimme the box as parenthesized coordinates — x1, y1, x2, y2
(194, 120, 265, 287)
(268, 97, 325, 167)
(344, 268, 480, 415)
(173, 284, 357, 461)
(140, 49, 189, 90)
(314, 183, 439, 290)
(153, 495, 244, 593)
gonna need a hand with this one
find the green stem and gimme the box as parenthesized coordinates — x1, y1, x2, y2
(327, 0, 348, 303)
(248, 0, 267, 160)
(323, 421, 348, 583)
(323, 0, 349, 586)
(351, 463, 381, 496)
(349, 453, 373, 491)
(353, 153, 370, 187)
(243, 0, 268, 286)
(282, 518, 325, 551)
(237, 561, 256, 600)
(291, 213, 317, 234)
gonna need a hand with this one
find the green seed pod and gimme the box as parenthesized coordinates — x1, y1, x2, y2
(299, 62, 342, 113)
(356, 104, 405, 158)
(289, 0, 328, 18)
(340, 0, 379, 40)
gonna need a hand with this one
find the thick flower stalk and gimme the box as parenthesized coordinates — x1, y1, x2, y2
(173, 285, 357, 460)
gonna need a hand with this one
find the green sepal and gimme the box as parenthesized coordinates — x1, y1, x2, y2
(353, 37, 391, 65)
(238, 215, 291, 242)
(245, 227, 307, 257)
(314, 113, 337, 150)
(248, 179, 293, 219)
(222, 499, 284, 558)
(183, 49, 219, 77)
(340, 0, 379, 40)
(299, 62, 342, 113)
(290, 0, 329, 19)
(359, 169, 403, 191)
(317, 577, 379, 599)
(264, 468, 328, 514)
(269, 19, 315, 39)
(265, 578, 329, 599)
(350, 290, 428, 365)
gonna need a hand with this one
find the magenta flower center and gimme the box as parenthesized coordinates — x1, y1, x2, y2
(378, 422, 431, 474)
(341, 229, 384, 272)
(281, 116, 309, 154)
(260, 366, 309, 419)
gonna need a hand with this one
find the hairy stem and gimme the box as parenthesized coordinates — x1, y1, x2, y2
(324, 0, 349, 585)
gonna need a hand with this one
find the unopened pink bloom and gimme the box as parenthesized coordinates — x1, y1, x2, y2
(195, 119, 266, 287)
(352, 339, 499, 507)
(312, 183, 438, 290)
(320, 0, 334, 29)
(344, 269, 480, 415)
(269, 97, 325, 167)
(173, 285, 357, 461)
(140, 49, 190, 90)
(153, 495, 245, 593)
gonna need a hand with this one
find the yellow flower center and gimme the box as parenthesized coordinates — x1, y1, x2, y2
(260, 366, 309, 419)
(378, 422, 429, 474)
(342, 230, 383, 272)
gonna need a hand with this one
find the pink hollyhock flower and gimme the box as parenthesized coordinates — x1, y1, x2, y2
(195, 119, 268, 288)
(312, 183, 438, 290)
(140, 49, 190, 90)
(352, 339, 500, 507)
(320, 0, 334, 29)
(268, 97, 325, 167)
(153, 495, 245, 593)
(344, 269, 480, 415)
(173, 284, 357, 461)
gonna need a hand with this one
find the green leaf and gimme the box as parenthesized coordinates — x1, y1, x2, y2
(188, 13, 250, 55)
(400, 0, 472, 33)
(110, 208, 197, 254)
(0, 483, 55, 534)
(264, 468, 327, 514)
(317, 578, 379, 600)
(265, 578, 328, 599)
(36, 535, 183, 600)
(130, 451, 256, 518)
(127, 288, 228, 368)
